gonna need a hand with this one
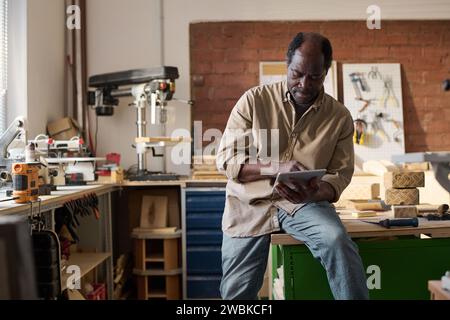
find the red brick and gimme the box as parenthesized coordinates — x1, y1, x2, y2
(242, 36, 285, 50)
(260, 49, 285, 61)
(225, 48, 258, 62)
(215, 86, 244, 100)
(193, 87, 214, 101)
(384, 22, 421, 35)
(255, 23, 289, 37)
(190, 20, 450, 136)
(425, 97, 443, 108)
(214, 62, 246, 74)
(321, 22, 357, 36)
(191, 49, 225, 63)
(246, 62, 260, 74)
(222, 23, 254, 36)
(374, 33, 409, 46)
(191, 62, 213, 74)
(205, 75, 225, 86)
(420, 22, 447, 34)
(359, 46, 389, 59)
(210, 35, 243, 49)
(222, 74, 257, 88)
(289, 22, 322, 35)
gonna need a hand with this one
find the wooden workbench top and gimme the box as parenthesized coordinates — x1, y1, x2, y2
(0, 184, 116, 217)
(271, 216, 450, 245)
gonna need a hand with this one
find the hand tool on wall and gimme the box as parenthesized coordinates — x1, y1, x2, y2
(380, 75, 399, 108)
(362, 217, 419, 229)
(353, 119, 367, 145)
(349, 72, 368, 99)
(368, 66, 382, 80)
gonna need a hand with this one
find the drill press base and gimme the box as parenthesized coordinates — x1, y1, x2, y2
(128, 171, 179, 182)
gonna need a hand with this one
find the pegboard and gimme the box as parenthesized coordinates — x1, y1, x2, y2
(342, 63, 405, 169)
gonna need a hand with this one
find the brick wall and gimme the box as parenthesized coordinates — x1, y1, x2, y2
(190, 21, 450, 152)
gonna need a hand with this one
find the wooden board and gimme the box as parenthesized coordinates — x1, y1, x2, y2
(428, 281, 450, 300)
(140, 196, 168, 229)
(61, 252, 111, 291)
(272, 218, 450, 245)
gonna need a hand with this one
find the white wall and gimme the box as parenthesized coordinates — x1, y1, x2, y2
(7, 0, 27, 125)
(26, 0, 65, 139)
(7, 0, 65, 140)
(86, 0, 168, 172)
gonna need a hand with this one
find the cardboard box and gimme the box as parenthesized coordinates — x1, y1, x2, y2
(384, 171, 425, 189)
(386, 188, 420, 206)
(392, 205, 419, 218)
(47, 118, 81, 141)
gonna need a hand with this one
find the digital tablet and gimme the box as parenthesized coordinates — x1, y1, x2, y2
(272, 169, 327, 191)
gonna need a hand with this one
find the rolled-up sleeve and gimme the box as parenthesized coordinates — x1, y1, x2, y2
(216, 91, 254, 181)
(321, 112, 355, 202)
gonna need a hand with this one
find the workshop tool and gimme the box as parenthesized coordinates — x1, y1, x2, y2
(349, 72, 369, 100)
(380, 75, 399, 108)
(0, 117, 26, 184)
(12, 163, 40, 204)
(353, 119, 367, 145)
(371, 113, 390, 142)
(88, 67, 192, 181)
(417, 204, 449, 215)
(362, 217, 419, 229)
(442, 79, 450, 91)
(368, 66, 382, 80)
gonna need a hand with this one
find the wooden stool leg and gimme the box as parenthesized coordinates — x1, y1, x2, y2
(137, 276, 148, 300)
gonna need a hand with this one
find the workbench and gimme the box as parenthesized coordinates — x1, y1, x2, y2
(271, 211, 450, 300)
(0, 184, 116, 299)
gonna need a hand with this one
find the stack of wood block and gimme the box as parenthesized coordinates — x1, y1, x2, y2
(132, 230, 182, 300)
(192, 155, 226, 180)
(132, 195, 181, 300)
(384, 171, 425, 218)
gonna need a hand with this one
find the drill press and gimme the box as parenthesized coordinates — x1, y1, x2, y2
(88, 67, 190, 181)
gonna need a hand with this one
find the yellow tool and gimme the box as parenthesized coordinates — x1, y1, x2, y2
(12, 163, 40, 204)
(353, 119, 367, 145)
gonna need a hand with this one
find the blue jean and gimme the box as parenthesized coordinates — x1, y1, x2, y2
(220, 201, 369, 300)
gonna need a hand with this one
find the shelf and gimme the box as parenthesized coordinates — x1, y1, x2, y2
(147, 290, 167, 298)
(62, 252, 111, 291)
(146, 253, 164, 262)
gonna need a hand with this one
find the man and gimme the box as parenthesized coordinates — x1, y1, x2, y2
(216, 32, 369, 300)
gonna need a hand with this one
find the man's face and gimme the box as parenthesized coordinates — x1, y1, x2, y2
(287, 46, 326, 106)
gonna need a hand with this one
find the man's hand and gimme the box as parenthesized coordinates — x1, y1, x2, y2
(275, 178, 336, 204)
(275, 160, 306, 175)
(238, 160, 306, 184)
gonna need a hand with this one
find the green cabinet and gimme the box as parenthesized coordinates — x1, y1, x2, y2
(272, 237, 450, 300)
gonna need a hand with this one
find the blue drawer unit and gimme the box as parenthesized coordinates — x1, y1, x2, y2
(185, 189, 226, 299)
(187, 276, 222, 299)
(187, 246, 222, 274)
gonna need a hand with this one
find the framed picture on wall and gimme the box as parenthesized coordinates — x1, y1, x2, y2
(259, 61, 338, 100)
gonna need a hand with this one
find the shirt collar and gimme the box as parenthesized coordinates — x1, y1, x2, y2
(282, 80, 325, 111)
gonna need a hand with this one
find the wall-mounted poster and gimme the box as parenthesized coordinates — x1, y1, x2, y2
(259, 61, 338, 100)
(342, 63, 404, 169)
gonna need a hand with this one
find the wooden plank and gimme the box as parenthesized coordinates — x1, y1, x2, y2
(136, 276, 148, 300)
(166, 275, 181, 300)
(62, 252, 111, 290)
(164, 238, 180, 270)
(271, 218, 450, 245)
(428, 281, 450, 300)
(134, 239, 146, 271)
(133, 269, 182, 276)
